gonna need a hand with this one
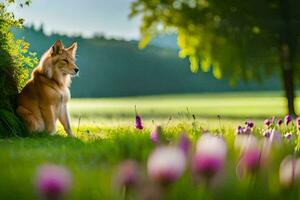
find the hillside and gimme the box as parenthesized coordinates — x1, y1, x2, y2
(13, 26, 281, 98)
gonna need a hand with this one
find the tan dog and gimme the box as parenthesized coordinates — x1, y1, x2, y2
(16, 40, 79, 137)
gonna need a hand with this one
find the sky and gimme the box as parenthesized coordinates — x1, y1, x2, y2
(10, 0, 141, 40)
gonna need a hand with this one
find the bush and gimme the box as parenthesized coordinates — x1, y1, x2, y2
(0, 1, 37, 137)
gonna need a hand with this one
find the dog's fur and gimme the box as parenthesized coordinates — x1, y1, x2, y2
(16, 40, 79, 137)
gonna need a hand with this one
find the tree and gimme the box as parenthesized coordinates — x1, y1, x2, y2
(130, 0, 300, 116)
(0, 0, 37, 137)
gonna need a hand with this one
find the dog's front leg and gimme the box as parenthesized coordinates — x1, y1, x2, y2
(59, 104, 75, 137)
(40, 105, 56, 135)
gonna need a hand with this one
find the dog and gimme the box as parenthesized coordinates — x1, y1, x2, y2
(16, 40, 79, 137)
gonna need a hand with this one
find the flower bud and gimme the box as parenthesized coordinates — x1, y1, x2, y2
(147, 146, 186, 184)
(35, 164, 72, 200)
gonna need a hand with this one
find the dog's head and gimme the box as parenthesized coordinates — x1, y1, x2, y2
(40, 40, 79, 78)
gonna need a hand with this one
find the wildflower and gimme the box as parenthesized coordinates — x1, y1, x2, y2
(115, 160, 140, 189)
(150, 125, 162, 144)
(243, 127, 252, 135)
(35, 164, 72, 200)
(178, 133, 191, 155)
(277, 118, 283, 126)
(296, 117, 300, 130)
(235, 126, 243, 135)
(135, 106, 143, 129)
(284, 132, 293, 140)
(147, 146, 186, 184)
(245, 120, 254, 129)
(263, 129, 271, 138)
(284, 115, 292, 126)
(238, 147, 261, 173)
(264, 119, 272, 127)
(192, 134, 227, 178)
(279, 155, 300, 187)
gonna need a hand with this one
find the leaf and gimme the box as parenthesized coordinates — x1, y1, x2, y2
(201, 58, 211, 72)
(138, 33, 152, 49)
(189, 56, 199, 73)
(213, 63, 222, 79)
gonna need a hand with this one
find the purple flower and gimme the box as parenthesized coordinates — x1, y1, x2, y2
(277, 118, 283, 126)
(150, 125, 162, 143)
(135, 106, 143, 129)
(243, 127, 252, 135)
(178, 133, 191, 155)
(284, 132, 293, 140)
(284, 115, 292, 125)
(192, 134, 227, 178)
(35, 164, 72, 200)
(279, 155, 300, 187)
(235, 126, 243, 135)
(239, 147, 261, 173)
(147, 146, 186, 184)
(263, 130, 271, 138)
(245, 120, 254, 128)
(296, 117, 300, 130)
(115, 160, 140, 188)
(264, 119, 272, 127)
(135, 115, 143, 129)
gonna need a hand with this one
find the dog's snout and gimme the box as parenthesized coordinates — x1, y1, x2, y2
(74, 68, 79, 74)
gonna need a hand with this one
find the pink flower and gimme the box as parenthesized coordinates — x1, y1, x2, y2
(239, 147, 261, 173)
(192, 134, 227, 178)
(284, 115, 292, 125)
(178, 133, 191, 155)
(147, 146, 186, 184)
(243, 127, 252, 135)
(35, 164, 72, 200)
(279, 155, 300, 187)
(150, 125, 162, 143)
(264, 119, 272, 127)
(115, 160, 140, 188)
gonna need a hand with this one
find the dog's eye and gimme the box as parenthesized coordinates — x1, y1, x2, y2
(62, 59, 69, 63)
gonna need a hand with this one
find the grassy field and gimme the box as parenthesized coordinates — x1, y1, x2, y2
(69, 91, 297, 127)
(1, 92, 300, 199)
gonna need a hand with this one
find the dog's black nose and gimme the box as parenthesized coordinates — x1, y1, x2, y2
(74, 68, 79, 74)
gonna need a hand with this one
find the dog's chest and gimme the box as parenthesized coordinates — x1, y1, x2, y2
(53, 89, 70, 112)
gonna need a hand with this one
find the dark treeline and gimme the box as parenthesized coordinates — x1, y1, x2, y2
(14, 26, 281, 98)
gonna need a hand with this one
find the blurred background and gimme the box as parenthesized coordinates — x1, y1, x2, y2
(11, 0, 281, 98)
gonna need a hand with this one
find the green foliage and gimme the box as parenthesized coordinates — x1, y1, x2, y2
(0, 0, 37, 137)
(130, 0, 300, 84)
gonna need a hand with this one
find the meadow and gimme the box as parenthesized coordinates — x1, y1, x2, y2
(1, 91, 300, 199)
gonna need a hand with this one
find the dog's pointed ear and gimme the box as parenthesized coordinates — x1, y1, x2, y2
(51, 40, 64, 56)
(66, 42, 77, 57)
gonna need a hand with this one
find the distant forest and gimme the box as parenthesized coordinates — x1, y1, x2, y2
(13, 26, 281, 98)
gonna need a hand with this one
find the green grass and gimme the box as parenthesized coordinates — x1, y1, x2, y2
(1, 91, 300, 199)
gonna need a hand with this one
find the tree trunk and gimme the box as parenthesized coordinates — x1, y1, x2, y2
(279, 0, 297, 116)
(280, 56, 296, 116)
